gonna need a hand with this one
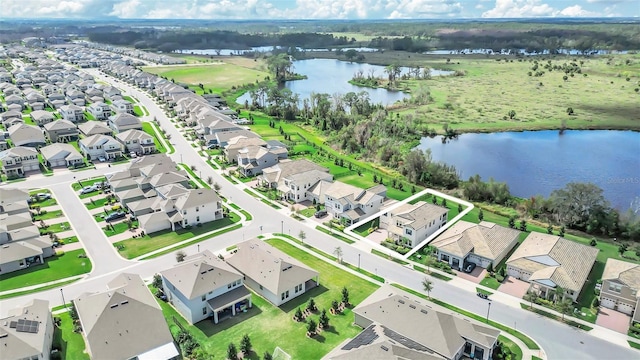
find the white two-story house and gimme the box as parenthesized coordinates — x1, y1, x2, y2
(381, 201, 449, 248)
(79, 134, 123, 160)
(160, 250, 252, 324)
(324, 182, 386, 225)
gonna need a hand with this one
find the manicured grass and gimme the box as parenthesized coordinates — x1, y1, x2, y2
(133, 105, 144, 116)
(479, 276, 502, 290)
(0, 279, 80, 300)
(53, 312, 90, 360)
(28, 198, 58, 208)
(629, 341, 640, 350)
(72, 177, 106, 190)
(39, 222, 71, 234)
(155, 238, 378, 359)
(114, 214, 240, 259)
(413, 265, 453, 281)
(315, 226, 355, 244)
(33, 209, 64, 221)
(85, 197, 113, 210)
(353, 219, 378, 237)
(300, 207, 318, 218)
(392, 283, 540, 350)
(477, 287, 494, 296)
(0, 249, 91, 292)
(61, 236, 78, 244)
(141, 122, 167, 153)
(141, 224, 242, 260)
(519, 303, 593, 331)
(179, 163, 208, 188)
(102, 220, 139, 237)
(499, 335, 523, 360)
(371, 249, 409, 265)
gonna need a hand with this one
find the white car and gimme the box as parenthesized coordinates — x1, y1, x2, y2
(98, 156, 106, 162)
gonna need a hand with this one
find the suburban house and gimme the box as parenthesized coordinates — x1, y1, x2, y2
(74, 273, 179, 360)
(0, 147, 40, 178)
(8, 123, 46, 148)
(381, 201, 449, 249)
(58, 104, 84, 122)
(1, 110, 23, 128)
(30, 110, 55, 126)
(600, 259, 640, 323)
(111, 99, 134, 114)
(43, 119, 78, 143)
(430, 221, 521, 270)
(115, 129, 156, 155)
(39, 143, 84, 168)
(78, 120, 113, 137)
(260, 159, 333, 203)
(79, 134, 123, 160)
(0, 299, 54, 360)
(226, 239, 320, 306)
(324, 182, 386, 225)
(160, 250, 252, 324)
(236, 144, 288, 177)
(102, 86, 122, 101)
(506, 232, 598, 302)
(324, 286, 500, 360)
(137, 188, 223, 234)
(88, 101, 112, 120)
(224, 137, 267, 163)
(213, 129, 260, 149)
(108, 113, 142, 133)
(5, 94, 25, 109)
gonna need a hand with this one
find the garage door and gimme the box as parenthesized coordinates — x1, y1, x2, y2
(507, 266, 521, 279)
(618, 302, 634, 315)
(600, 297, 616, 310)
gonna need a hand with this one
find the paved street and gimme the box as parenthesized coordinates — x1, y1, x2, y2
(1, 70, 638, 360)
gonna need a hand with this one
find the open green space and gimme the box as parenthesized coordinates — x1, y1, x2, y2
(479, 276, 502, 290)
(141, 122, 167, 153)
(629, 341, 640, 350)
(33, 209, 64, 221)
(0, 279, 80, 300)
(519, 303, 593, 331)
(156, 238, 378, 359)
(391, 283, 540, 350)
(0, 249, 91, 292)
(102, 220, 140, 237)
(315, 226, 355, 244)
(53, 312, 90, 360)
(143, 60, 269, 95)
(84, 197, 113, 210)
(114, 213, 240, 259)
(141, 223, 243, 259)
(498, 335, 523, 360)
(39, 222, 71, 235)
(72, 177, 106, 191)
(133, 105, 144, 117)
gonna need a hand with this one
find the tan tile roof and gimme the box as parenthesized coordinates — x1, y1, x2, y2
(226, 239, 319, 297)
(602, 258, 640, 292)
(430, 221, 520, 261)
(507, 232, 598, 292)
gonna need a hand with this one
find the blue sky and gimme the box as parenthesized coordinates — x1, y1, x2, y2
(2, 0, 638, 19)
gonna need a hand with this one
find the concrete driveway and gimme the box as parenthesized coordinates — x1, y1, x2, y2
(366, 229, 388, 243)
(498, 276, 530, 298)
(596, 307, 632, 333)
(456, 267, 487, 284)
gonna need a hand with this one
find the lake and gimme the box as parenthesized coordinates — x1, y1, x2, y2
(237, 58, 452, 106)
(176, 46, 379, 56)
(416, 130, 640, 210)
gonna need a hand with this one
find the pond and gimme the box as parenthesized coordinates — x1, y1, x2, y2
(415, 130, 640, 210)
(236, 58, 452, 106)
(176, 46, 379, 56)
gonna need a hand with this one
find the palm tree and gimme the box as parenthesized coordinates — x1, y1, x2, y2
(333, 246, 343, 263)
(554, 286, 565, 303)
(422, 277, 434, 299)
(557, 299, 573, 321)
(425, 255, 436, 275)
(206, 176, 213, 186)
(526, 290, 538, 309)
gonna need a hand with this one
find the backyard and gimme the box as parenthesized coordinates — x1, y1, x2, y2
(52, 312, 90, 360)
(0, 249, 92, 292)
(114, 213, 240, 259)
(155, 238, 379, 359)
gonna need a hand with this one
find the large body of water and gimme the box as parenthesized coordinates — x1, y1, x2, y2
(237, 58, 452, 105)
(416, 130, 640, 210)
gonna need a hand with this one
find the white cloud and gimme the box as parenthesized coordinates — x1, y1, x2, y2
(559, 5, 597, 17)
(482, 0, 555, 18)
(385, 0, 463, 18)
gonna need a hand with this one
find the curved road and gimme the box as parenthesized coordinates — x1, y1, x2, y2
(1, 69, 637, 360)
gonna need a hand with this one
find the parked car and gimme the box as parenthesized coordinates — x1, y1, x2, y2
(477, 292, 489, 300)
(463, 262, 476, 273)
(314, 210, 328, 218)
(105, 211, 126, 222)
(98, 156, 106, 162)
(36, 193, 51, 200)
(80, 185, 98, 194)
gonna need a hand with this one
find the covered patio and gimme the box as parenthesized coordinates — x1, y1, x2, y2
(207, 286, 252, 324)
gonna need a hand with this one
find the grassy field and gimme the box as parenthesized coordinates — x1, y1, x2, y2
(114, 213, 240, 259)
(53, 312, 90, 360)
(156, 238, 379, 359)
(392, 54, 640, 133)
(141, 122, 167, 153)
(143, 59, 269, 95)
(40, 222, 71, 234)
(0, 249, 91, 292)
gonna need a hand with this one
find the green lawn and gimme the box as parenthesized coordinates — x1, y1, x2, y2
(39, 222, 71, 235)
(479, 276, 502, 290)
(0, 249, 91, 292)
(353, 219, 379, 237)
(477, 287, 494, 296)
(498, 335, 523, 360)
(141, 122, 167, 153)
(102, 220, 139, 237)
(71, 177, 107, 190)
(629, 341, 640, 350)
(114, 214, 240, 259)
(0, 279, 80, 300)
(141, 224, 242, 259)
(61, 236, 78, 244)
(84, 197, 112, 210)
(315, 226, 355, 244)
(53, 312, 90, 360)
(33, 209, 64, 221)
(156, 238, 379, 359)
(133, 105, 144, 117)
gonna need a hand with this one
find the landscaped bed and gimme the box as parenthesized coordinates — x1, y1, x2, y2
(154, 238, 379, 359)
(0, 249, 91, 292)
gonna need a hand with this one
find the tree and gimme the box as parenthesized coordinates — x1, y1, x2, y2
(619, 243, 628, 255)
(519, 219, 528, 232)
(294, 307, 303, 321)
(307, 298, 317, 312)
(319, 309, 330, 328)
(486, 263, 494, 274)
(566, 107, 574, 115)
(547, 224, 554, 234)
(299, 230, 306, 244)
(333, 246, 343, 263)
(554, 286, 565, 303)
(422, 277, 433, 299)
(508, 216, 517, 229)
(190, 164, 197, 172)
(550, 182, 611, 232)
(508, 110, 516, 120)
(559, 225, 566, 237)
(425, 255, 436, 274)
(478, 209, 484, 221)
(341, 286, 350, 306)
(214, 182, 221, 192)
(458, 204, 463, 213)
(227, 343, 239, 360)
(441, 198, 447, 207)
(152, 274, 163, 289)
(557, 299, 573, 321)
(240, 334, 252, 355)
(307, 319, 317, 334)
(263, 351, 273, 360)
(344, 49, 358, 62)
(206, 176, 213, 186)
(176, 251, 186, 262)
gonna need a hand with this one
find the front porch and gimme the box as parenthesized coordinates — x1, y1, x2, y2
(207, 286, 252, 324)
(438, 251, 465, 271)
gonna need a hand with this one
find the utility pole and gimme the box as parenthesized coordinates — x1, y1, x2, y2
(60, 288, 67, 309)
(358, 253, 361, 269)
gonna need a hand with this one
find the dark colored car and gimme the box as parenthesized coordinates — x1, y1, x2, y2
(477, 292, 489, 299)
(463, 262, 477, 273)
(314, 210, 328, 218)
(105, 211, 126, 222)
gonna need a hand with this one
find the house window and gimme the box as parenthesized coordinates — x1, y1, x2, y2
(281, 292, 285, 300)
(202, 295, 206, 301)
(196, 216, 200, 222)
(609, 283, 622, 293)
(202, 307, 207, 315)
(286, 290, 289, 299)
(228, 283, 232, 289)
(196, 207, 199, 212)
(405, 229, 413, 236)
